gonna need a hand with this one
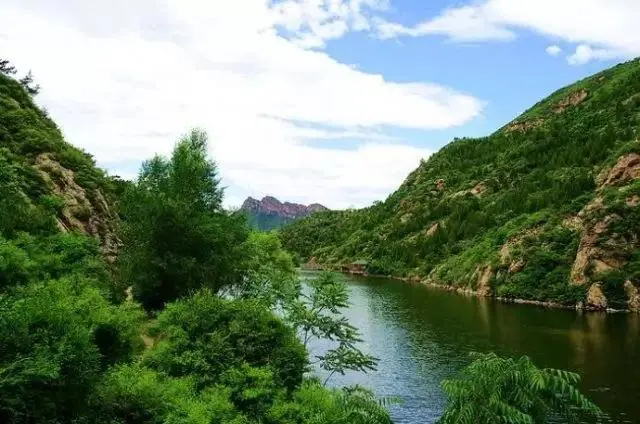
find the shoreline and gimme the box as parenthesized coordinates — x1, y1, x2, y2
(299, 265, 630, 314)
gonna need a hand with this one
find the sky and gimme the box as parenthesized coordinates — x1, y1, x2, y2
(1, 0, 639, 209)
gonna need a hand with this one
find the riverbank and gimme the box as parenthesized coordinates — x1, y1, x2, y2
(300, 263, 631, 314)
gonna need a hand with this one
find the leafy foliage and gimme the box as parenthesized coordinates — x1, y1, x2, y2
(269, 380, 393, 424)
(438, 353, 602, 424)
(90, 364, 242, 424)
(238, 231, 298, 306)
(144, 290, 308, 393)
(0, 278, 143, 423)
(285, 272, 379, 385)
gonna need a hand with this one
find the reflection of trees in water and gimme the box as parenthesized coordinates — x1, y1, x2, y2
(341, 274, 640, 423)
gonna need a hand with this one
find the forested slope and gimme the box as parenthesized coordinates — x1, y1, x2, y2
(0, 70, 122, 260)
(282, 58, 640, 311)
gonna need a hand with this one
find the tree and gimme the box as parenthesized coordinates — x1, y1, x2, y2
(237, 231, 299, 307)
(119, 129, 249, 311)
(438, 353, 602, 424)
(284, 272, 378, 385)
(0, 58, 16, 75)
(18, 70, 40, 95)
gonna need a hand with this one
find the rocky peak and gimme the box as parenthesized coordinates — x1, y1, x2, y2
(241, 196, 328, 219)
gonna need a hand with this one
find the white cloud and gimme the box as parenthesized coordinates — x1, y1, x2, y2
(375, 6, 515, 42)
(271, 0, 389, 49)
(545, 45, 562, 56)
(375, 0, 640, 65)
(0, 0, 481, 209)
(567, 44, 619, 66)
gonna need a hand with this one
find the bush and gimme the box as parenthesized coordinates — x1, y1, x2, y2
(0, 278, 144, 423)
(144, 291, 308, 394)
(90, 364, 242, 424)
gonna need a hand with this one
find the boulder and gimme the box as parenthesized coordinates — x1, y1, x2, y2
(586, 283, 608, 310)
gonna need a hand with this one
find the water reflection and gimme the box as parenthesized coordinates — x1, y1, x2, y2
(302, 271, 640, 424)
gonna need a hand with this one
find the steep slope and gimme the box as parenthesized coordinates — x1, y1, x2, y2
(281, 58, 640, 311)
(0, 71, 120, 260)
(241, 196, 328, 230)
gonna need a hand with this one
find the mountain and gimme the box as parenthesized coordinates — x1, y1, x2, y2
(0, 70, 120, 260)
(241, 196, 328, 230)
(281, 59, 640, 312)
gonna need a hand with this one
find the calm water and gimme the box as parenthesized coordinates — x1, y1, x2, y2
(302, 271, 640, 424)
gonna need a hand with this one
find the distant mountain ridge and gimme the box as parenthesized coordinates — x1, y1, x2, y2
(241, 196, 328, 230)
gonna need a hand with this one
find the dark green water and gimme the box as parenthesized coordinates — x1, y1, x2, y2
(302, 271, 640, 423)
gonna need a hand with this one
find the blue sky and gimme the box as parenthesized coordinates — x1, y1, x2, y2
(0, 0, 638, 208)
(322, 0, 624, 150)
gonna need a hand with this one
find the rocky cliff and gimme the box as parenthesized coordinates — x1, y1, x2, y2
(282, 58, 640, 312)
(241, 196, 328, 230)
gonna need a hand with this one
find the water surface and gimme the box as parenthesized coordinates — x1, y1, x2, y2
(303, 271, 640, 423)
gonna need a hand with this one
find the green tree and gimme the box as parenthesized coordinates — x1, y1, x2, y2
(438, 353, 602, 424)
(284, 272, 378, 385)
(119, 129, 249, 311)
(18, 70, 40, 96)
(238, 231, 299, 307)
(0, 58, 16, 75)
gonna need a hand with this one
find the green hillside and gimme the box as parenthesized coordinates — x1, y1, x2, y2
(281, 59, 640, 311)
(0, 70, 122, 259)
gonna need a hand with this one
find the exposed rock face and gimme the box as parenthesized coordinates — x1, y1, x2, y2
(624, 281, 640, 312)
(426, 222, 439, 237)
(33, 154, 119, 261)
(601, 153, 640, 187)
(470, 182, 486, 196)
(509, 259, 526, 274)
(504, 118, 544, 133)
(241, 196, 328, 230)
(586, 283, 608, 310)
(452, 181, 487, 198)
(241, 196, 328, 220)
(571, 212, 624, 286)
(571, 154, 640, 290)
(303, 257, 324, 271)
(552, 89, 588, 114)
(562, 215, 583, 231)
(476, 265, 493, 296)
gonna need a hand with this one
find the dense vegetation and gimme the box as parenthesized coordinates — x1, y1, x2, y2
(0, 63, 602, 423)
(245, 210, 292, 231)
(282, 58, 640, 310)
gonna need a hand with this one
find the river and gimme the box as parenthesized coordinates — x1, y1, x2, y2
(301, 270, 640, 424)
